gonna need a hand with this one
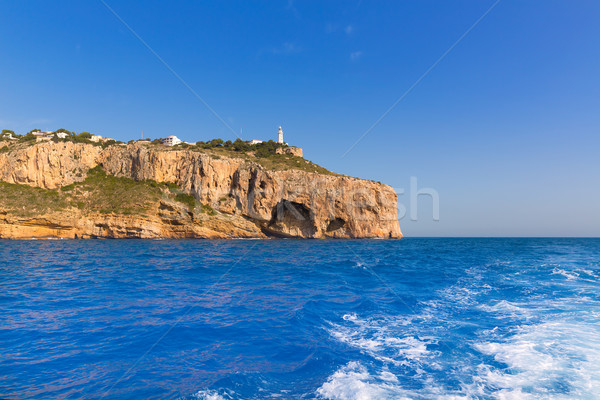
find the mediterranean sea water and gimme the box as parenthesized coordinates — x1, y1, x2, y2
(1, 238, 599, 399)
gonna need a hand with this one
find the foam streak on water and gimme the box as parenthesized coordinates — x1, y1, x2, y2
(0, 238, 599, 399)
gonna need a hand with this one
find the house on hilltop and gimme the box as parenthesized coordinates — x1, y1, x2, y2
(161, 135, 182, 146)
(0, 131, 17, 141)
(32, 131, 53, 142)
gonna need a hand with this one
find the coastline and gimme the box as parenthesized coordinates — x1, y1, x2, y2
(0, 141, 402, 240)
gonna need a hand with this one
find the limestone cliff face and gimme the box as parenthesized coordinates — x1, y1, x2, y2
(0, 142, 402, 239)
(0, 201, 264, 239)
(0, 141, 102, 189)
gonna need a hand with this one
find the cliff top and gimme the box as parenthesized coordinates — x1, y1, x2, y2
(0, 134, 335, 176)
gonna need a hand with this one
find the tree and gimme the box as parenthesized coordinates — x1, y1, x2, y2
(151, 138, 162, 145)
(20, 132, 36, 142)
(209, 138, 224, 147)
(232, 138, 250, 152)
(102, 139, 117, 148)
(78, 132, 92, 139)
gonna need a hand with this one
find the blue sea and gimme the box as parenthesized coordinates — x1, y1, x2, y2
(1, 238, 599, 399)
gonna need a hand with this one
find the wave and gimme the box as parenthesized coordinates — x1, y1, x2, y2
(328, 313, 436, 368)
(552, 266, 600, 283)
(477, 300, 532, 319)
(472, 318, 600, 399)
(321, 306, 600, 400)
(189, 390, 232, 400)
(552, 267, 580, 280)
(316, 362, 412, 400)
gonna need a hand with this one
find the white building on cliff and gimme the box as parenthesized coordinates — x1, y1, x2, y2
(245, 126, 303, 157)
(162, 135, 182, 146)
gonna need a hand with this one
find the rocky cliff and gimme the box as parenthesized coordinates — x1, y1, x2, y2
(0, 141, 402, 239)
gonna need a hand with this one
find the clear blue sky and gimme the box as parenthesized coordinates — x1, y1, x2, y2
(1, 1, 599, 237)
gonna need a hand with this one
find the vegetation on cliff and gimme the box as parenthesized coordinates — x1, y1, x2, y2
(1, 128, 122, 148)
(0, 181, 69, 217)
(0, 166, 214, 218)
(1, 133, 335, 176)
(60, 166, 163, 215)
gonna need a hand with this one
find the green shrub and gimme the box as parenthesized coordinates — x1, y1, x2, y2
(175, 193, 196, 209)
(200, 203, 217, 215)
(232, 138, 251, 152)
(165, 182, 179, 192)
(72, 135, 94, 144)
(102, 139, 117, 148)
(20, 132, 36, 142)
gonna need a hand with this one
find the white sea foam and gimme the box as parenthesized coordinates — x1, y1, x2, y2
(316, 362, 412, 400)
(328, 314, 437, 368)
(325, 305, 600, 400)
(552, 267, 580, 280)
(190, 390, 230, 400)
(472, 319, 600, 399)
(316, 361, 475, 400)
(552, 267, 600, 284)
(342, 313, 358, 322)
(581, 268, 600, 279)
(478, 300, 531, 319)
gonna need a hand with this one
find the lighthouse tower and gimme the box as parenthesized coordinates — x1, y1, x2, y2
(278, 126, 284, 144)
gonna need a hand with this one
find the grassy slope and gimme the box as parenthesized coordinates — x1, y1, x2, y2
(0, 167, 209, 218)
(60, 167, 162, 215)
(177, 145, 337, 176)
(0, 181, 69, 217)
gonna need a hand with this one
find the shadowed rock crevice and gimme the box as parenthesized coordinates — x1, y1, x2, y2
(262, 200, 317, 238)
(326, 217, 346, 232)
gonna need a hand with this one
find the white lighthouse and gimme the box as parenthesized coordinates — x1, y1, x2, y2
(278, 126, 284, 144)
